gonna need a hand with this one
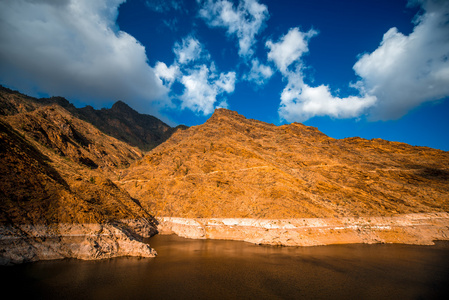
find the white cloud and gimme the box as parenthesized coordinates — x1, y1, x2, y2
(353, 0, 449, 120)
(156, 34, 236, 115)
(270, 0, 449, 123)
(279, 75, 377, 122)
(216, 99, 229, 109)
(0, 0, 167, 111)
(267, 27, 376, 122)
(180, 65, 236, 115)
(245, 58, 273, 85)
(180, 65, 216, 114)
(198, 0, 269, 57)
(215, 71, 236, 93)
(174, 36, 204, 65)
(155, 62, 180, 88)
(266, 27, 317, 74)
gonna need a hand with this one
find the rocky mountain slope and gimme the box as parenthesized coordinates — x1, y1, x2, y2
(0, 85, 182, 151)
(76, 101, 185, 151)
(0, 87, 168, 264)
(120, 108, 449, 219)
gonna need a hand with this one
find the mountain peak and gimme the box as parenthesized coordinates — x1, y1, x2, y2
(111, 100, 135, 113)
(213, 107, 238, 115)
(207, 108, 249, 125)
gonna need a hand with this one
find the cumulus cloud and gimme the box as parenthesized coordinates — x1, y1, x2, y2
(198, 0, 269, 57)
(279, 73, 377, 122)
(267, 0, 449, 123)
(180, 65, 236, 115)
(0, 0, 167, 111)
(353, 0, 449, 120)
(266, 27, 376, 122)
(245, 58, 273, 85)
(215, 71, 237, 93)
(174, 36, 204, 65)
(155, 35, 236, 115)
(154, 62, 180, 88)
(266, 28, 317, 74)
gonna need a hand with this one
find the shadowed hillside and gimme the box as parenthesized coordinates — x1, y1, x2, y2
(0, 87, 157, 226)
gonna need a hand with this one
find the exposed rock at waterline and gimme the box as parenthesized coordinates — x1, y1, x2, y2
(0, 220, 157, 265)
(157, 213, 449, 246)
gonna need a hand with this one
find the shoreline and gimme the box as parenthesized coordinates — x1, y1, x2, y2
(156, 212, 449, 246)
(0, 220, 157, 265)
(2, 212, 448, 265)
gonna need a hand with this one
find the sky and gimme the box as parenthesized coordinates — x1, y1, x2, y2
(0, 0, 448, 150)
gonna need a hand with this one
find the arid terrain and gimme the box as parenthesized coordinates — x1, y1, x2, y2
(0, 87, 166, 264)
(1, 86, 448, 264)
(119, 108, 449, 219)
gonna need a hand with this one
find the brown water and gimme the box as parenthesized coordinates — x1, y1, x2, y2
(1, 235, 449, 299)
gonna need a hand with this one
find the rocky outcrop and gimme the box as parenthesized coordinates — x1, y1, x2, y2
(157, 213, 449, 246)
(5, 104, 144, 170)
(0, 220, 157, 265)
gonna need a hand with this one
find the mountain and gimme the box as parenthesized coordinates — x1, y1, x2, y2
(119, 108, 449, 219)
(0, 87, 165, 264)
(1, 86, 448, 262)
(0, 115, 146, 224)
(76, 101, 182, 151)
(0, 85, 185, 151)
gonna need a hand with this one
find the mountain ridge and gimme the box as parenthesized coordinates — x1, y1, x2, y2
(0, 85, 185, 151)
(120, 107, 449, 219)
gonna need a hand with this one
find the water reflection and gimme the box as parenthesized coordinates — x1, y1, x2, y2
(1, 235, 449, 299)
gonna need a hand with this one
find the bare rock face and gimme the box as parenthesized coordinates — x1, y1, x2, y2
(0, 220, 157, 265)
(0, 85, 186, 151)
(157, 213, 449, 247)
(6, 104, 144, 170)
(120, 108, 449, 219)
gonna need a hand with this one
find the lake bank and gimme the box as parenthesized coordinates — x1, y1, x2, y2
(157, 212, 449, 246)
(0, 220, 157, 265)
(1, 212, 448, 265)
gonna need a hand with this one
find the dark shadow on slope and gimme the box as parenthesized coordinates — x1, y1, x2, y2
(0, 120, 69, 189)
(417, 167, 449, 182)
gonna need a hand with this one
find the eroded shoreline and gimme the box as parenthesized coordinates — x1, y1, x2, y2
(0, 219, 157, 265)
(2, 213, 448, 265)
(157, 212, 449, 246)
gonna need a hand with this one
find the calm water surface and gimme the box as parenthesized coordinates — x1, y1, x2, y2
(1, 235, 449, 299)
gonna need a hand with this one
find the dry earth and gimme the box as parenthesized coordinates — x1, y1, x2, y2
(120, 109, 449, 219)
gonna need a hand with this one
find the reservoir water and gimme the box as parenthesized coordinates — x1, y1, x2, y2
(1, 235, 449, 299)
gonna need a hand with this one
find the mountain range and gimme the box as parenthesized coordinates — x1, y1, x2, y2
(1, 86, 448, 264)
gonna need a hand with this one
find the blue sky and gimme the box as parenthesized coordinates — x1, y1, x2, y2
(0, 0, 448, 150)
